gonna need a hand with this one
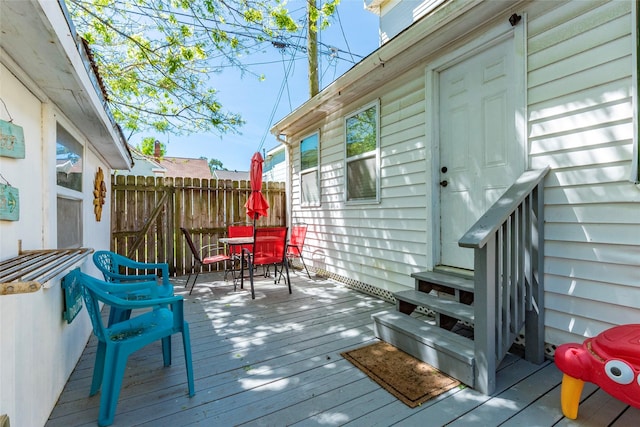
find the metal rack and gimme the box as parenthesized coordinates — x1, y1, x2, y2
(0, 248, 93, 295)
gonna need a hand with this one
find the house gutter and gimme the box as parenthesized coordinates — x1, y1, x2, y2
(275, 134, 294, 228)
(54, 0, 133, 170)
(0, 0, 134, 170)
(269, 0, 528, 223)
(270, 0, 527, 139)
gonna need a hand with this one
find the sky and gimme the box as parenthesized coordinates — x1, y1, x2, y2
(129, 0, 380, 172)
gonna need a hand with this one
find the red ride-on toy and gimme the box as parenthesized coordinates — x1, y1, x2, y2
(554, 324, 640, 419)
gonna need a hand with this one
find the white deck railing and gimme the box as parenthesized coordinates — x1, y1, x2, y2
(459, 166, 550, 394)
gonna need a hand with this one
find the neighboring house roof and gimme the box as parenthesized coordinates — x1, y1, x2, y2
(0, 0, 133, 169)
(214, 170, 250, 181)
(116, 146, 166, 177)
(159, 157, 213, 179)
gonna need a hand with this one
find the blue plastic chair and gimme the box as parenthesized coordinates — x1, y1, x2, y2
(93, 251, 174, 325)
(64, 269, 195, 426)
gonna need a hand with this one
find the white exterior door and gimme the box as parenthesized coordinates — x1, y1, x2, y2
(439, 36, 523, 270)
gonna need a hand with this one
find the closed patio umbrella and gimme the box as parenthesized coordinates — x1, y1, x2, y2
(245, 151, 269, 225)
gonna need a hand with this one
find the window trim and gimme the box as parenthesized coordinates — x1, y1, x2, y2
(56, 123, 84, 193)
(632, 1, 639, 183)
(55, 122, 85, 249)
(56, 194, 84, 249)
(344, 99, 380, 204)
(299, 130, 321, 207)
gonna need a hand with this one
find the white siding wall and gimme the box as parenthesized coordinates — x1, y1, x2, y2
(290, 70, 428, 294)
(264, 146, 287, 183)
(288, 0, 637, 347)
(527, 0, 638, 345)
(0, 61, 112, 426)
(378, 0, 447, 44)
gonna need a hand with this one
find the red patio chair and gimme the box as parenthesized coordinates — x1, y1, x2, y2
(242, 227, 291, 299)
(181, 227, 231, 295)
(227, 222, 254, 279)
(286, 222, 311, 279)
(227, 223, 254, 258)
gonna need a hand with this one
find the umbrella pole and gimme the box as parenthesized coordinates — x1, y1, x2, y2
(251, 214, 257, 298)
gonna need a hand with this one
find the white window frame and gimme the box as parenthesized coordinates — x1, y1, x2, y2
(631, 1, 639, 183)
(344, 99, 380, 204)
(56, 122, 84, 248)
(299, 130, 321, 207)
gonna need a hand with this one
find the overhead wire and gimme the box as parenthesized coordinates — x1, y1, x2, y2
(79, 0, 363, 67)
(256, 18, 307, 154)
(335, 6, 356, 64)
(281, 49, 294, 111)
(72, 0, 369, 153)
(319, 6, 356, 87)
(258, 3, 366, 151)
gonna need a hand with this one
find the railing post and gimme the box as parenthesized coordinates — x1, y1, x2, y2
(474, 236, 497, 395)
(525, 181, 545, 364)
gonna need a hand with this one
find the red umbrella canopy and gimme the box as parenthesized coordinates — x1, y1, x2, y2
(245, 152, 269, 220)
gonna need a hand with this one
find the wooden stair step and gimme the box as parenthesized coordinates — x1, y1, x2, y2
(372, 311, 475, 387)
(411, 270, 474, 293)
(395, 289, 475, 324)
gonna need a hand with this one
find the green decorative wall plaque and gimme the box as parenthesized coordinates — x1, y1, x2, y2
(0, 184, 19, 221)
(62, 269, 83, 324)
(0, 119, 25, 158)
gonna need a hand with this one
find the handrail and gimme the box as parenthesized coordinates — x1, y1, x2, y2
(459, 167, 549, 394)
(459, 166, 550, 249)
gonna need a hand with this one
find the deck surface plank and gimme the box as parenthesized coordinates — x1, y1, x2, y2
(447, 362, 561, 426)
(47, 272, 631, 427)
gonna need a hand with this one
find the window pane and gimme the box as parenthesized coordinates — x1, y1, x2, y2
(346, 106, 377, 158)
(301, 170, 320, 205)
(57, 197, 82, 248)
(300, 133, 318, 170)
(56, 125, 83, 192)
(347, 156, 376, 201)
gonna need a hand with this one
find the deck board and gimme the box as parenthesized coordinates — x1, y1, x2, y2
(47, 272, 633, 426)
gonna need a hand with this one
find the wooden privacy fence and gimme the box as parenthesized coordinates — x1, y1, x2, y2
(110, 175, 286, 276)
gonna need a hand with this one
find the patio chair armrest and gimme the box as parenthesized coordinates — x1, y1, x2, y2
(116, 294, 183, 309)
(95, 288, 183, 311)
(286, 243, 302, 254)
(121, 259, 169, 271)
(113, 295, 185, 329)
(120, 259, 170, 283)
(98, 280, 160, 295)
(201, 244, 227, 256)
(241, 247, 253, 259)
(102, 271, 158, 283)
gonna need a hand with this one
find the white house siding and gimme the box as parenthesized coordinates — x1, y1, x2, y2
(374, 0, 448, 44)
(264, 146, 287, 182)
(526, 0, 639, 345)
(0, 60, 116, 426)
(281, 0, 639, 349)
(290, 70, 428, 295)
(0, 1, 129, 422)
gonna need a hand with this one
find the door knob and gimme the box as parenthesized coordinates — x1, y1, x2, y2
(440, 180, 448, 187)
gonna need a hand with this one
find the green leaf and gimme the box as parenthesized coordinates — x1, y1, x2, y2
(66, 0, 337, 137)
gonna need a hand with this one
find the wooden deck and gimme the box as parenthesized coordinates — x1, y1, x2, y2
(47, 271, 639, 426)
